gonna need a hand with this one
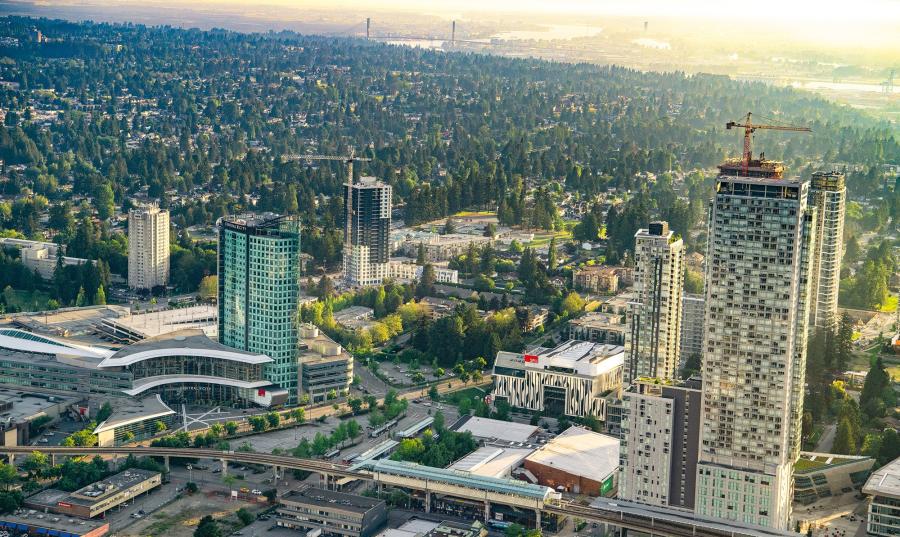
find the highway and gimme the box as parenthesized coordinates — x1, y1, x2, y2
(0, 446, 796, 537)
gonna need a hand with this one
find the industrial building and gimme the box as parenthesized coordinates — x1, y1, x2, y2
(624, 221, 684, 385)
(127, 205, 170, 290)
(523, 426, 618, 496)
(218, 214, 302, 403)
(0, 513, 109, 537)
(298, 323, 353, 403)
(345, 177, 392, 287)
(492, 340, 623, 419)
(276, 487, 387, 537)
(864, 455, 900, 537)
(26, 469, 162, 519)
(618, 377, 702, 511)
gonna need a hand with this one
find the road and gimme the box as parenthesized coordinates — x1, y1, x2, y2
(816, 423, 837, 453)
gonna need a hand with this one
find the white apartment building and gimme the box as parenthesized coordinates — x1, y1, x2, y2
(492, 340, 624, 419)
(619, 377, 702, 510)
(624, 221, 685, 384)
(387, 259, 459, 284)
(695, 171, 816, 530)
(128, 205, 170, 290)
(808, 171, 846, 328)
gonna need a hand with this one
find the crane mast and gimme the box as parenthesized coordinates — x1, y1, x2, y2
(725, 112, 811, 176)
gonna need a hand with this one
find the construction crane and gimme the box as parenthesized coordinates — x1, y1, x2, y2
(282, 151, 373, 249)
(725, 112, 811, 175)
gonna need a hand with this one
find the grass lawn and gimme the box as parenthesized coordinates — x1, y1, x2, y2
(443, 386, 488, 406)
(3, 289, 52, 311)
(453, 210, 496, 217)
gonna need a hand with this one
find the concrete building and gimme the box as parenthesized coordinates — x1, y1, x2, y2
(679, 294, 704, 365)
(492, 340, 623, 419)
(573, 266, 619, 294)
(524, 426, 619, 496)
(0, 388, 80, 447)
(93, 304, 218, 344)
(26, 469, 161, 519)
(0, 514, 109, 537)
(451, 415, 540, 444)
(0, 238, 94, 280)
(794, 451, 873, 505)
(392, 231, 492, 262)
(448, 446, 534, 478)
(277, 487, 387, 537)
(218, 214, 302, 403)
(808, 171, 846, 328)
(864, 455, 900, 537)
(568, 312, 626, 345)
(618, 377, 702, 511)
(695, 161, 816, 530)
(128, 205, 170, 290)
(345, 177, 392, 287)
(624, 222, 684, 384)
(298, 323, 353, 403)
(388, 259, 459, 284)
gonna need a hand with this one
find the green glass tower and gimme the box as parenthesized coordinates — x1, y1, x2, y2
(218, 214, 301, 403)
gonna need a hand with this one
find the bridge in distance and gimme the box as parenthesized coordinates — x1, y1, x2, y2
(0, 446, 795, 537)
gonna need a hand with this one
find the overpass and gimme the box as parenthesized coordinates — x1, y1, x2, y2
(0, 446, 796, 537)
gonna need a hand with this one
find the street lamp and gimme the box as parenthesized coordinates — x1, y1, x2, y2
(187, 464, 193, 484)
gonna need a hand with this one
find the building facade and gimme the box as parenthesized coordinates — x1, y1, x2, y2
(695, 167, 816, 530)
(573, 266, 619, 294)
(298, 324, 353, 403)
(618, 377, 701, 511)
(863, 455, 900, 537)
(218, 215, 301, 403)
(808, 171, 846, 328)
(568, 312, 626, 345)
(388, 260, 459, 284)
(276, 488, 387, 537)
(128, 205, 170, 290)
(345, 177, 391, 287)
(492, 340, 623, 419)
(679, 294, 704, 366)
(624, 222, 685, 384)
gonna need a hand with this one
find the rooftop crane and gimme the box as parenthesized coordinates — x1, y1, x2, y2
(282, 151, 373, 249)
(725, 112, 811, 175)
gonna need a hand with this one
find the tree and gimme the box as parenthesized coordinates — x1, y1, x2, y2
(95, 183, 115, 220)
(833, 417, 857, 455)
(236, 507, 255, 525)
(416, 264, 437, 298)
(249, 415, 267, 432)
(349, 398, 363, 414)
(96, 402, 114, 423)
(861, 357, 895, 418)
(224, 421, 239, 435)
(0, 462, 17, 491)
(443, 218, 456, 234)
(265, 411, 281, 429)
(559, 291, 585, 317)
(291, 408, 305, 423)
(94, 285, 106, 305)
(154, 420, 168, 433)
(684, 269, 704, 294)
(198, 275, 218, 300)
(75, 286, 86, 307)
(194, 515, 222, 537)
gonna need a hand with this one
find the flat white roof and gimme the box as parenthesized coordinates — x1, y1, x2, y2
(495, 339, 624, 378)
(525, 426, 619, 481)
(448, 446, 534, 478)
(454, 416, 539, 443)
(864, 455, 900, 499)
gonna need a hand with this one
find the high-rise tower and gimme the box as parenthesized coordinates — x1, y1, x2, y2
(808, 171, 846, 328)
(694, 158, 816, 530)
(218, 214, 301, 403)
(624, 221, 685, 384)
(344, 177, 391, 287)
(128, 205, 170, 290)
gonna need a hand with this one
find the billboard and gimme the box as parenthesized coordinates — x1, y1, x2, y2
(523, 354, 539, 363)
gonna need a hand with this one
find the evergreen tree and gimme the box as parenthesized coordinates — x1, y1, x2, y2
(94, 285, 106, 306)
(75, 286, 86, 307)
(833, 417, 857, 455)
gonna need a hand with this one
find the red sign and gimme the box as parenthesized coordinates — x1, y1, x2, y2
(57, 502, 72, 508)
(523, 354, 539, 363)
(258, 389, 266, 396)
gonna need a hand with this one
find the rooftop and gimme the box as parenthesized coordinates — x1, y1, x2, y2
(95, 305, 218, 342)
(863, 455, 900, 498)
(451, 415, 540, 443)
(495, 340, 624, 378)
(0, 512, 108, 536)
(447, 446, 534, 478)
(281, 487, 384, 513)
(525, 426, 619, 481)
(101, 329, 270, 367)
(365, 459, 554, 501)
(93, 394, 175, 434)
(0, 388, 80, 424)
(68, 469, 160, 505)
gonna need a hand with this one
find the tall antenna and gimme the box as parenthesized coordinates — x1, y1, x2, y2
(451, 20, 456, 47)
(366, 18, 370, 41)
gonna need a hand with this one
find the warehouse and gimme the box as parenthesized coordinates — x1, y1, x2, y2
(25, 469, 162, 519)
(524, 426, 619, 496)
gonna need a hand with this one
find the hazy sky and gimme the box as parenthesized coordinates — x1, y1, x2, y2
(281, 0, 900, 24)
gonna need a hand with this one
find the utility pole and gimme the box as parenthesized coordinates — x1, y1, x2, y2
(366, 18, 370, 41)
(451, 20, 456, 47)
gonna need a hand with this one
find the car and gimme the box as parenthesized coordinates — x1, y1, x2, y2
(251, 489, 262, 495)
(138, 510, 145, 515)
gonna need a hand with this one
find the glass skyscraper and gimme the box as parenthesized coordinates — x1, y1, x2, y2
(218, 214, 301, 403)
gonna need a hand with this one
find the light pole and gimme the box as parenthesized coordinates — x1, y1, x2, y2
(187, 464, 193, 484)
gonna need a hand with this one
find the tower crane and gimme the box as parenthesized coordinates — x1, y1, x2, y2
(281, 151, 373, 249)
(725, 112, 811, 175)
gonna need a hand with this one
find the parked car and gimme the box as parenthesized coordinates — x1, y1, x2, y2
(251, 489, 262, 495)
